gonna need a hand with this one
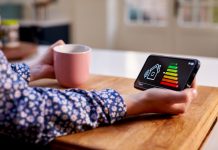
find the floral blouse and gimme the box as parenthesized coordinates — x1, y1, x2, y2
(0, 51, 126, 145)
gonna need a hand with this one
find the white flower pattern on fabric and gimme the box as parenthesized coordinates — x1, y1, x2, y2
(0, 51, 127, 145)
(11, 63, 30, 82)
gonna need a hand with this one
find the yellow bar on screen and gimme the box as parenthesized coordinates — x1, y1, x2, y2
(163, 75, 178, 81)
(165, 72, 178, 77)
(167, 69, 178, 73)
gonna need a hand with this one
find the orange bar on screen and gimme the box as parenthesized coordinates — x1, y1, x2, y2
(162, 78, 178, 84)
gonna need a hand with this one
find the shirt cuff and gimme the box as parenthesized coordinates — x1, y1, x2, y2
(11, 63, 31, 83)
(94, 89, 127, 124)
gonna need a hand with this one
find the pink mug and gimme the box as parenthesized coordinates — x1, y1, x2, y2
(53, 44, 91, 88)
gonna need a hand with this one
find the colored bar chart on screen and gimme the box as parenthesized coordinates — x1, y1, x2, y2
(160, 63, 179, 88)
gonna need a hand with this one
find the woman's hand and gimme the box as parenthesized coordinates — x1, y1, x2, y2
(124, 79, 198, 116)
(30, 40, 65, 81)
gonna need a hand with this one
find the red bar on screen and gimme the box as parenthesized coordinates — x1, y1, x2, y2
(160, 81, 178, 88)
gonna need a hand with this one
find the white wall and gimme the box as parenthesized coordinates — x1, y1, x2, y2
(72, 0, 107, 48)
(175, 28, 218, 57)
(70, 0, 118, 49)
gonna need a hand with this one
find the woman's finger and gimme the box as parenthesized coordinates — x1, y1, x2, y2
(147, 88, 194, 104)
(191, 78, 197, 89)
(49, 40, 65, 50)
(183, 88, 198, 101)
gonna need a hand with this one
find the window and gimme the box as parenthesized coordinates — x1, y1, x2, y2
(125, 0, 218, 28)
(177, 0, 218, 27)
(125, 0, 168, 26)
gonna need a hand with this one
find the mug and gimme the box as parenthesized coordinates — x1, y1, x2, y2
(53, 44, 91, 87)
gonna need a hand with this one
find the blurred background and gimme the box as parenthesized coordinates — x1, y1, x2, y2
(1, 0, 218, 57)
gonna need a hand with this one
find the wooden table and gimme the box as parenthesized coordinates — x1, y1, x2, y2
(30, 75, 218, 150)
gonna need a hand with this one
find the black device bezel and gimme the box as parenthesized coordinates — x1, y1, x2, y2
(134, 55, 200, 91)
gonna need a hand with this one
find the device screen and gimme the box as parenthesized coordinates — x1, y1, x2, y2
(135, 55, 200, 91)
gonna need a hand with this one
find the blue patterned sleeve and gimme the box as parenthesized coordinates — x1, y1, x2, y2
(11, 63, 30, 83)
(0, 51, 127, 145)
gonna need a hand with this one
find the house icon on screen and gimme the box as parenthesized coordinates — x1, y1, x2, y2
(144, 64, 161, 80)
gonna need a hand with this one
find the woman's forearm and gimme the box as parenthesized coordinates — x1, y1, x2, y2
(123, 93, 151, 116)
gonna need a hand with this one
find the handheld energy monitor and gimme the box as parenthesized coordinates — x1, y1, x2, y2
(134, 55, 200, 91)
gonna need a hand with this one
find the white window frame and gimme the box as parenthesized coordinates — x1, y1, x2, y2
(177, 0, 218, 28)
(124, 0, 169, 27)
